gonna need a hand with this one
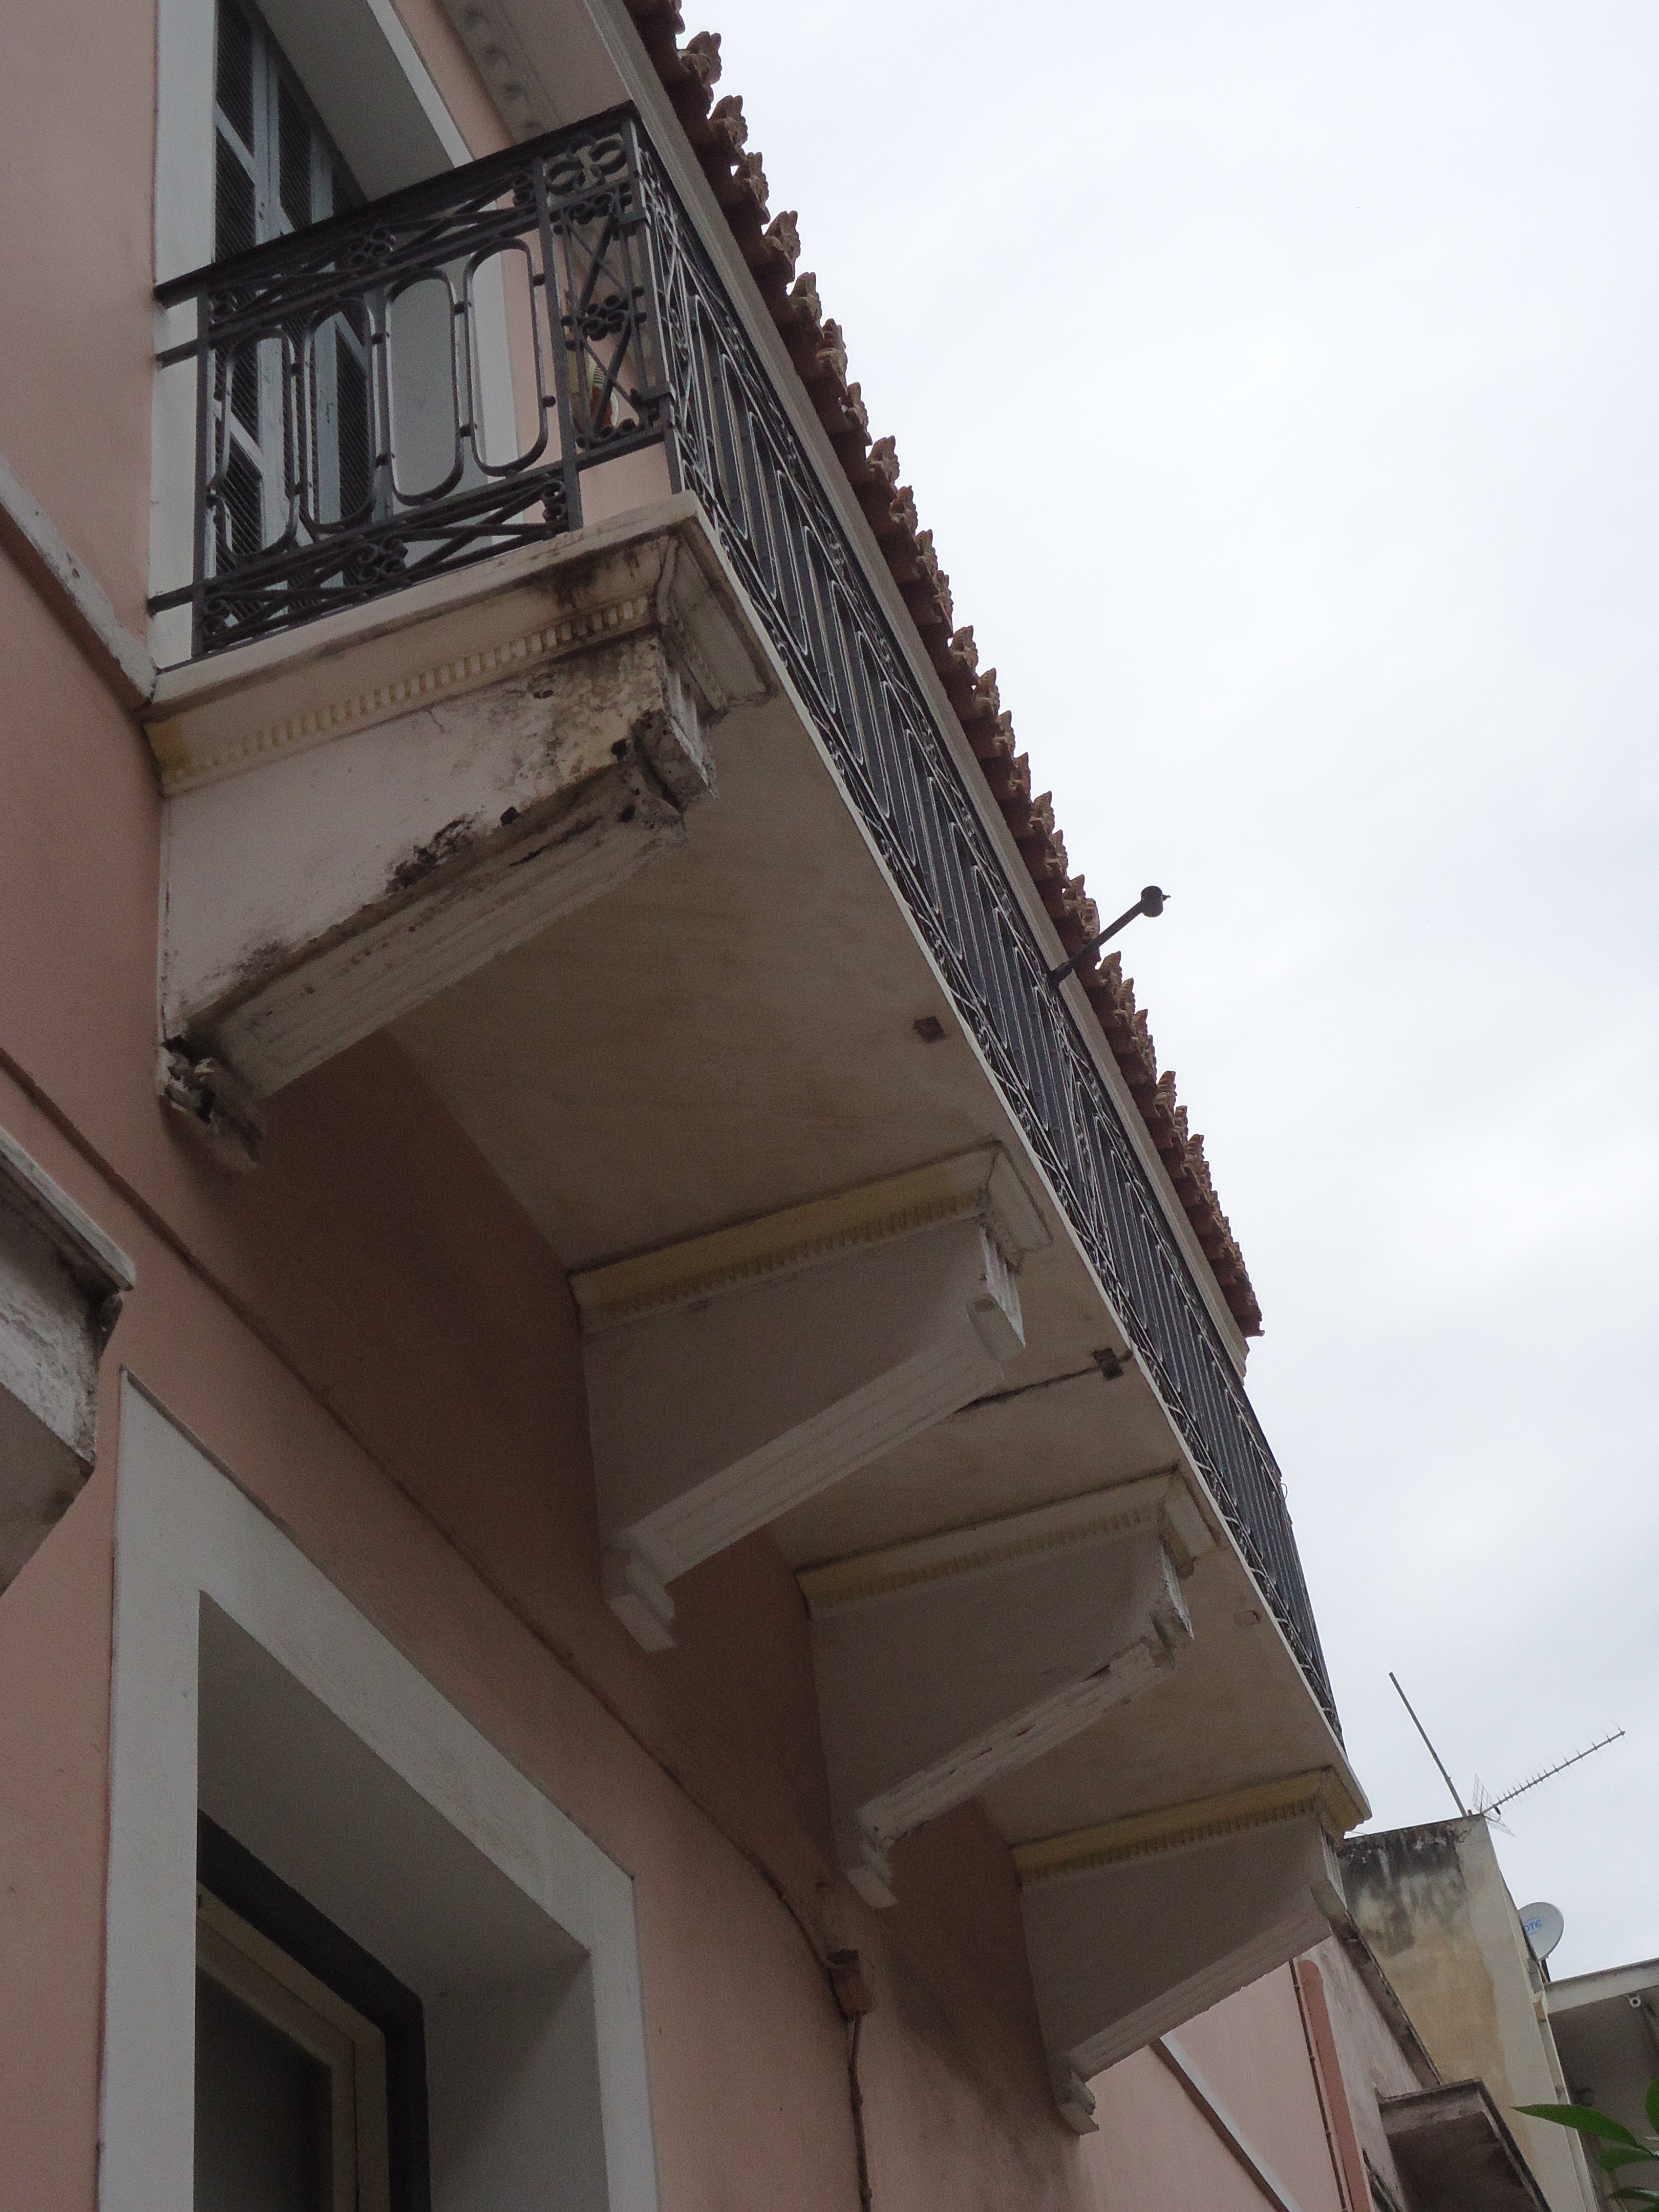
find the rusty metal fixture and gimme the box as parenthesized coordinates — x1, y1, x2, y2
(1047, 885, 1167, 988)
(827, 1948, 876, 2020)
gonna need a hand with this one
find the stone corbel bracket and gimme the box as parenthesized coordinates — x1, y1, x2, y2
(571, 1147, 1051, 1651)
(1016, 1766, 1363, 2129)
(0, 1125, 135, 1588)
(800, 1473, 1213, 1907)
(145, 501, 774, 1137)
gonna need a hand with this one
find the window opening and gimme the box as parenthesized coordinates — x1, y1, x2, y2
(196, 1814, 431, 2212)
(211, 0, 372, 566)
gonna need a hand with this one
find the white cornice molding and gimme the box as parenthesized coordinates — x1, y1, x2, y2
(0, 1124, 135, 1316)
(150, 583, 665, 796)
(144, 500, 769, 797)
(0, 1124, 135, 1585)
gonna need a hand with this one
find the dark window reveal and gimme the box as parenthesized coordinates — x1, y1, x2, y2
(196, 1814, 432, 2212)
(195, 1972, 334, 2212)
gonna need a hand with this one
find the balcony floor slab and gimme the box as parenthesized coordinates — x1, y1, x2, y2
(381, 501, 1363, 1857)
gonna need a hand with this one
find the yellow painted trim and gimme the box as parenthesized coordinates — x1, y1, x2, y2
(1013, 1768, 1363, 1885)
(798, 1475, 1177, 1613)
(571, 1147, 1046, 1333)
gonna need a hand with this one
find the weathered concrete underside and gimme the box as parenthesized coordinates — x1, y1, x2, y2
(133, 495, 1365, 2137)
(572, 1148, 1047, 1650)
(145, 507, 773, 1149)
(804, 1474, 1209, 1905)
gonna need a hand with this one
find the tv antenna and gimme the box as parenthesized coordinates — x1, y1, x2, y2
(1472, 1732, 1626, 1820)
(1388, 1672, 1623, 1823)
(1390, 1672, 1469, 1816)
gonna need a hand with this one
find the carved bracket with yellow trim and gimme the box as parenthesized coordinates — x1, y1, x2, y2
(801, 1474, 1210, 1906)
(1017, 1768, 1362, 2116)
(573, 1150, 1050, 1651)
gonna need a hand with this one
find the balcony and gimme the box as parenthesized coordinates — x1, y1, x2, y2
(145, 102, 1360, 2120)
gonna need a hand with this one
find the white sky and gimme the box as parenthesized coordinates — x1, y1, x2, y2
(705, 0, 1659, 1976)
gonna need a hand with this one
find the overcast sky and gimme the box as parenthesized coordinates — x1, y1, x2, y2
(706, 0, 1659, 1975)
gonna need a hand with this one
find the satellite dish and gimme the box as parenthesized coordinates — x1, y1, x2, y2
(1521, 1902, 1565, 1961)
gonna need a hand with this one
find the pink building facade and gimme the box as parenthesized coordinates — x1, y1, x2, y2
(0, 3, 1493, 2208)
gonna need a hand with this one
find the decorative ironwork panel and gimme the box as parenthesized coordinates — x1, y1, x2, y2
(151, 107, 1337, 1728)
(154, 118, 670, 653)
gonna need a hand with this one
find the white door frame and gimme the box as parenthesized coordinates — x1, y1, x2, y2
(100, 1376, 662, 2212)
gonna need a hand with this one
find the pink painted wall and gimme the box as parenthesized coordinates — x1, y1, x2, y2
(1080, 1966, 1348, 2212)
(1083, 2046, 1295, 2212)
(0, 528, 1094, 2212)
(0, 0, 157, 631)
(1174, 1966, 1347, 2211)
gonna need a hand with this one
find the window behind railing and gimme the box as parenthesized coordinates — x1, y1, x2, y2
(212, 0, 371, 568)
(153, 114, 670, 653)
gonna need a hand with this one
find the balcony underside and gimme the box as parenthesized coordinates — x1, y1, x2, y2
(359, 512, 1355, 1811)
(146, 494, 1363, 2096)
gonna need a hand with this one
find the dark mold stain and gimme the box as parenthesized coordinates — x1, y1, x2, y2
(387, 815, 479, 896)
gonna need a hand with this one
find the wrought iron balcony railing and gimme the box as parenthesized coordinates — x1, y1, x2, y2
(152, 108, 1338, 1728)
(153, 119, 675, 652)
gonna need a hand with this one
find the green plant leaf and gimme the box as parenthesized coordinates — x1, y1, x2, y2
(1602, 2149, 1659, 2172)
(1607, 2189, 1659, 2205)
(1517, 2103, 1644, 2149)
(1647, 2076, 1659, 2138)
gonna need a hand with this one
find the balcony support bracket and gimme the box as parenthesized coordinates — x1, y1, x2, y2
(802, 1475, 1209, 1906)
(1017, 1768, 1359, 2112)
(0, 1125, 134, 1590)
(573, 1148, 1050, 1649)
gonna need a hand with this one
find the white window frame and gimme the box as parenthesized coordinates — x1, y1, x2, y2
(150, 0, 516, 666)
(101, 1377, 662, 2212)
(196, 1887, 394, 2212)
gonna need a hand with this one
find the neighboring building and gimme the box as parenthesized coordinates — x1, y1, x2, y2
(1343, 1820, 1600, 2212)
(1086, 1931, 1432, 2212)
(1, 3, 1389, 2209)
(1546, 1958, 1659, 2212)
(1083, 1911, 1565, 2212)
